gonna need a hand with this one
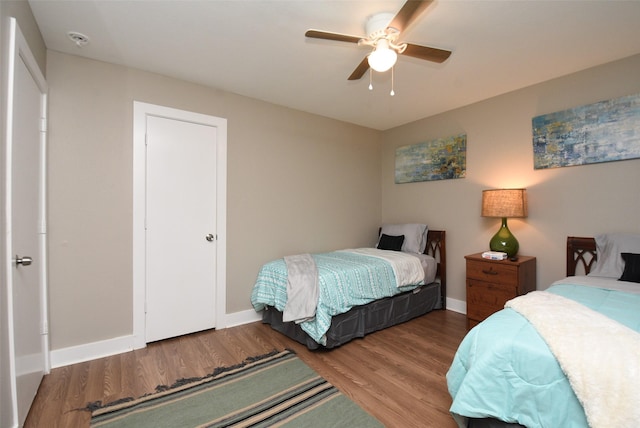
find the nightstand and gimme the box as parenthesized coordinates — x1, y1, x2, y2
(465, 253, 536, 329)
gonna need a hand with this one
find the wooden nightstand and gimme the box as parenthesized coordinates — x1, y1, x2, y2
(465, 253, 536, 329)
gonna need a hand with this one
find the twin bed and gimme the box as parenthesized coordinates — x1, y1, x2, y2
(251, 225, 446, 349)
(251, 228, 639, 427)
(448, 233, 640, 428)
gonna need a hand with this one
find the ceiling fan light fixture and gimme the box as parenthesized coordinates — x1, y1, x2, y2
(305, 1, 453, 81)
(368, 39, 397, 72)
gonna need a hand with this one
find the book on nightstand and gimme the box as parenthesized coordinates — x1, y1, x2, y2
(481, 251, 508, 260)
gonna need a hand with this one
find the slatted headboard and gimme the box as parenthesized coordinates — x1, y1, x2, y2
(566, 236, 597, 276)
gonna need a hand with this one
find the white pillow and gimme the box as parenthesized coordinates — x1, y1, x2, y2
(378, 223, 428, 254)
(588, 233, 640, 278)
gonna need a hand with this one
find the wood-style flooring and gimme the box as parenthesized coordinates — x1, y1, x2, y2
(25, 309, 467, 427)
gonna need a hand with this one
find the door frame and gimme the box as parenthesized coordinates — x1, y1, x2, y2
(132, 102, 227, 349)
(3, 17, 49, 426)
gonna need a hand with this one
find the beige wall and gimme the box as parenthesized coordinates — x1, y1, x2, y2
(382, 54, 640, 303)
(46, 51, 382, 350)
(0, 1, 46, 425)
(33, 41, 640, 354)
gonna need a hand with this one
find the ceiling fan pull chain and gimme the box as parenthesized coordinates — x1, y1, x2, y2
(390, 66, 395, 96)
(369, 68, 373, 91)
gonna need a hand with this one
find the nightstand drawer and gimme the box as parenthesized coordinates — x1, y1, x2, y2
(466, 260, 517, 286)
(467, 279, 515, 321)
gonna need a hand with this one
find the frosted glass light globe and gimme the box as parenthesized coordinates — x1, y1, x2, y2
(367, 40, 397, 72)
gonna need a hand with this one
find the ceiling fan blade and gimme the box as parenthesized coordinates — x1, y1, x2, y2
(348, 57, 370, 80)
(305, 29, 362, 44)
(388, 0, 434, 33)
(403, 43, 452, 63)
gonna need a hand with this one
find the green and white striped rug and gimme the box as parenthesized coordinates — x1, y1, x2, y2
(87, 349, 383, 427)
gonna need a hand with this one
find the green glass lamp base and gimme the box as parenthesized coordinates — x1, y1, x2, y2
(489, 218, 519, 258)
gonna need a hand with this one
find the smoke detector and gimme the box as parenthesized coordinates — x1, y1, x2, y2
(67, 31, 89, 48)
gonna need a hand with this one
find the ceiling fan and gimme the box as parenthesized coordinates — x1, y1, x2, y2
(305, 0, 452, 81)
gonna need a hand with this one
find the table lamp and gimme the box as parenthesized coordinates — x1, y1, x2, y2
(481, 189, 528, 258)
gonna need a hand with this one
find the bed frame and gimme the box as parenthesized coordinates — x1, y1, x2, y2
(468, 235, 597, 428)
(261, 230, 447, 350)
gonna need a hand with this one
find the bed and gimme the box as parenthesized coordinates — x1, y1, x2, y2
(251, 226, 446, 350)
(447, 233, 640, 428)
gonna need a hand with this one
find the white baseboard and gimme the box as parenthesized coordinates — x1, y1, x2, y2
(223, 309, 262, 328)
(50, 334, 136, 369)
(446, 297, 466, 315)
(50, 310, 263, 368)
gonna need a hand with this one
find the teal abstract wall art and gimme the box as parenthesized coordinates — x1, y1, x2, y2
(395, 134, 466, 184)
(532, 93, 640, 169)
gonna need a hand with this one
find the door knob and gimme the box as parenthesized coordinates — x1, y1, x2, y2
(205, 234, 215, 242)
(15, 255, 33, 266)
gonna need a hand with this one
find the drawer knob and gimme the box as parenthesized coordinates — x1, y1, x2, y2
(482, 269, 498, 275)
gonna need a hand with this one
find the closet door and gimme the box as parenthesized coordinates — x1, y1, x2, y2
(132, 102, 227, 349)
(144, 115, 218, 343)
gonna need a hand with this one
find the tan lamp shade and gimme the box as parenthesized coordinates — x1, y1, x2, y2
(482, 189, 528, 218)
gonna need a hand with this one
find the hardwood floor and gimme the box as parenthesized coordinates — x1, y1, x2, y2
(25, 309, 467, 427)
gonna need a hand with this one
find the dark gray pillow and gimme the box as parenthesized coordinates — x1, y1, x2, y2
(619, 253, 640, 283)
(377, 234, 405, 251)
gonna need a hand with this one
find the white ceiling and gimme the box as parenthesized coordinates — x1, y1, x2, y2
(28, 0, 640, 130)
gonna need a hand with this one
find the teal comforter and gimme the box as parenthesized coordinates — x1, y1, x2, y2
(446, 280, 640, 428)
(251, 250, 421, 345)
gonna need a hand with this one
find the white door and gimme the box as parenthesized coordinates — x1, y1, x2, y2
(4, 19, 49, 426)
(144, 116, 218, 342)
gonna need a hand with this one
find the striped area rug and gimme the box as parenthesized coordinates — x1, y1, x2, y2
(87, 349, 383, 427)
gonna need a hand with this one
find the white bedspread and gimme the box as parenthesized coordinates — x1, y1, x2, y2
(506, 291, 640, 428)
(342, 248, 425, 287)
(554, 275, 640, 295)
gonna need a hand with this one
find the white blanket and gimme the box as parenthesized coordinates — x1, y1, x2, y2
(343, 248, 425, 287)
(282, 254, 318, 323)
(506, 291, 640, 428)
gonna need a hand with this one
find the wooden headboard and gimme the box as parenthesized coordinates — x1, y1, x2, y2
(567, 236, 597, 276)
(426, 230, 447, 310)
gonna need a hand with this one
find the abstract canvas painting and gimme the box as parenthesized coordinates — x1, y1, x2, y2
(395, 134, 466, 183)
(532, 93, 640, 169)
